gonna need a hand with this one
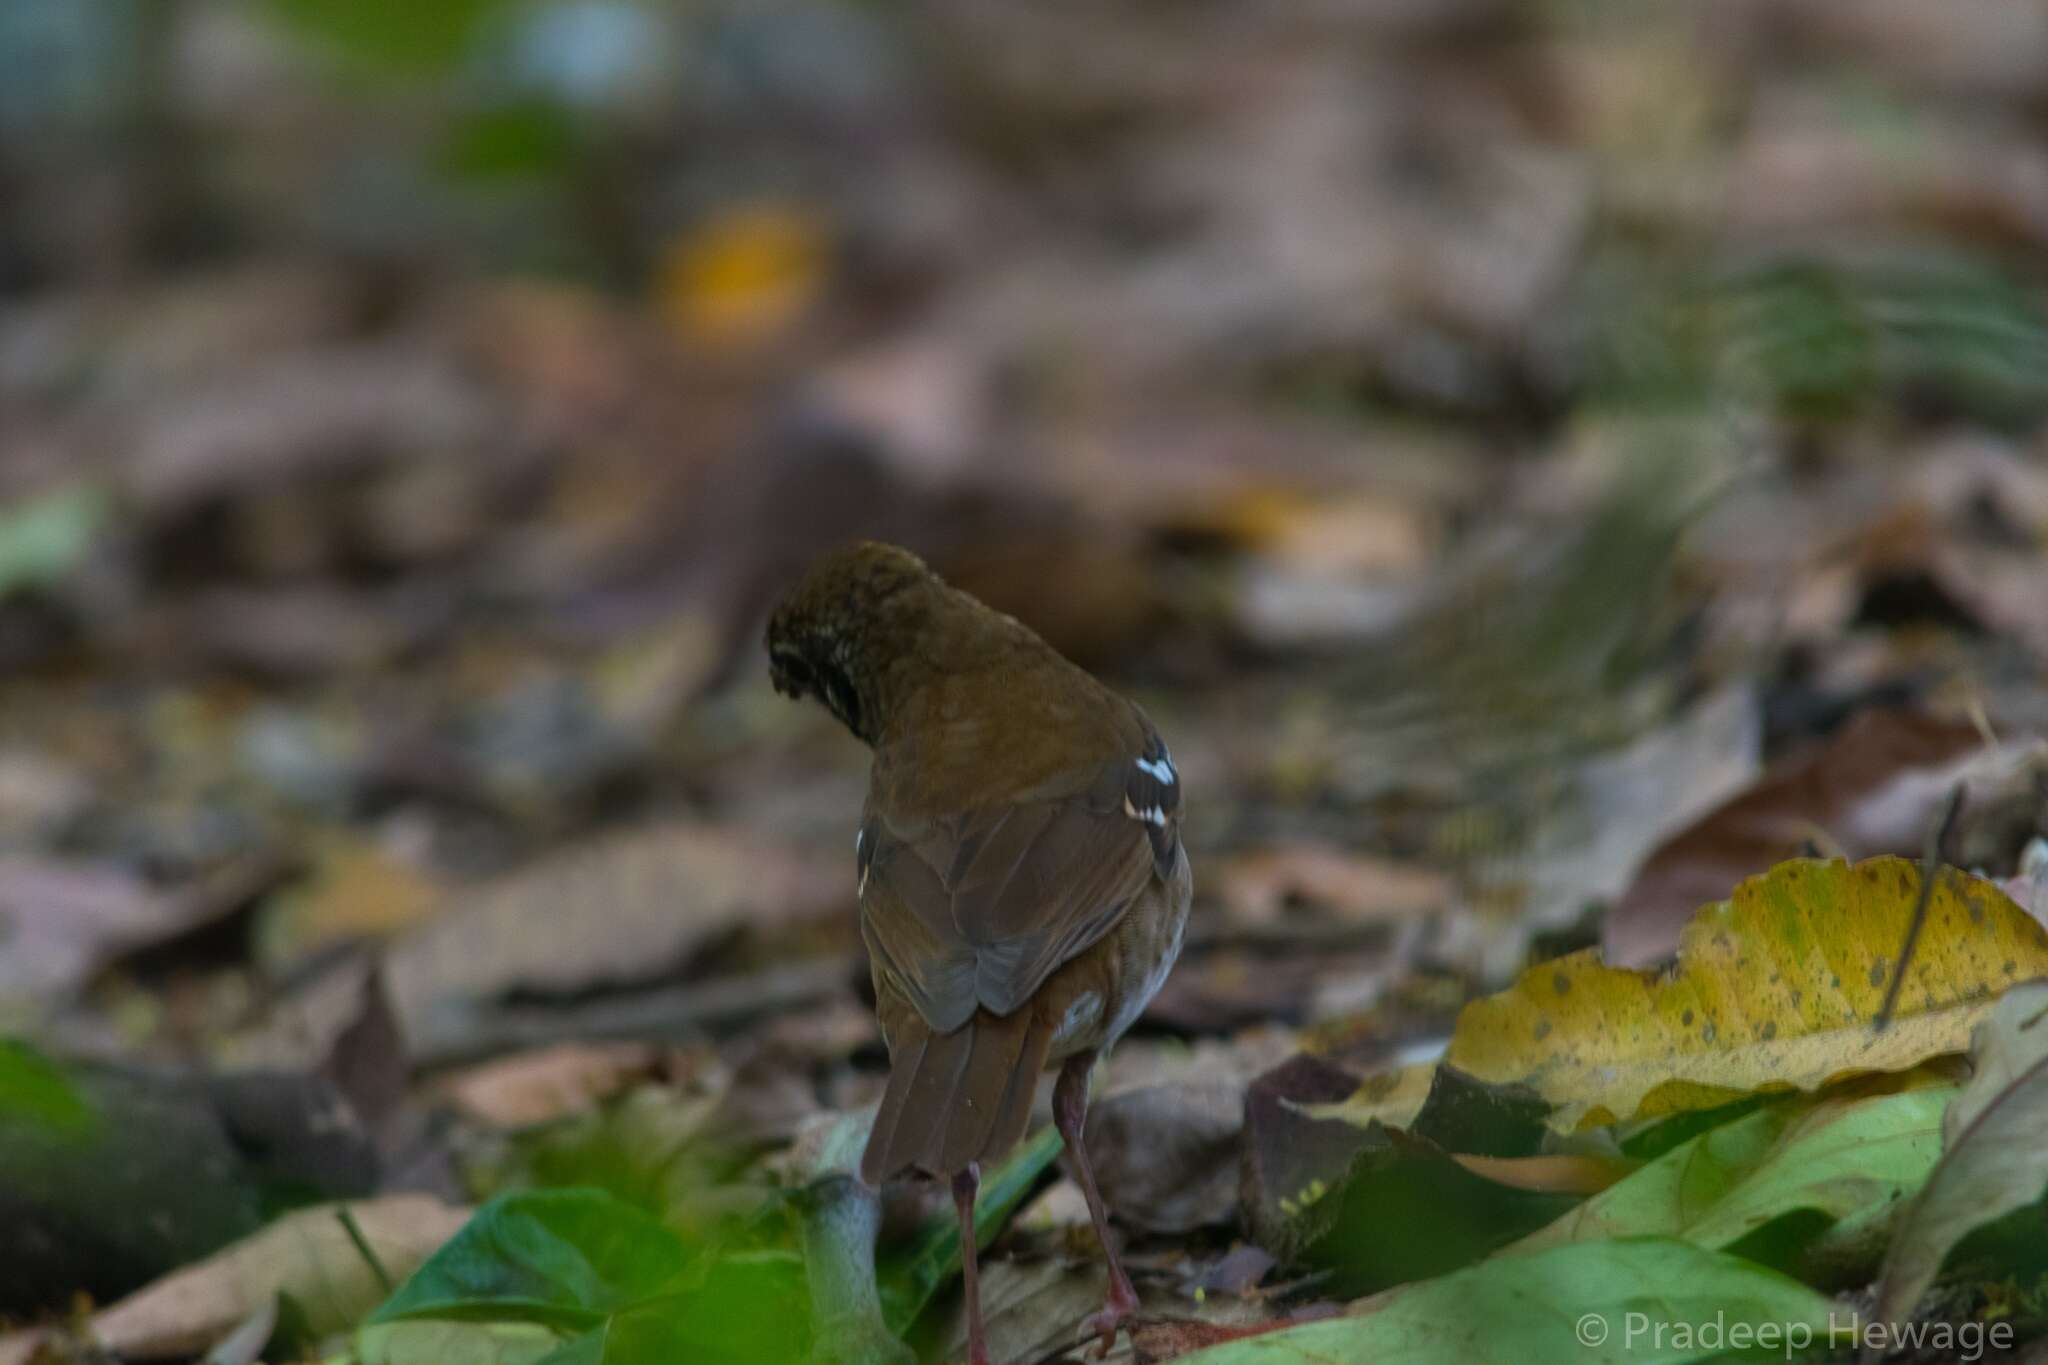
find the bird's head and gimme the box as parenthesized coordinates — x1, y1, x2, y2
(766, 541, 940, 745)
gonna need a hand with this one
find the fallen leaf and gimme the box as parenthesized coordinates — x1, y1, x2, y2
(384, 822, 844, 1037)
(1213, 846, 1448, 927)
(86, 1197, 467, 1359)
(1473, 684, 1763, 974)
(1874, 980, 2048, 1325)
(0, 855, 272, 1003)
(123, 347, 494, 513)
(1241, 1055, 1381, 1260)
(441, 1042, 663, 1128)
(198, 1295, 276, 1365)
(930, 1260, 1112, 1365)
(1507, 1087, 1949, 1276)
(1606, 709, 2046, 967)
(1449, 1153, 1631, 1196)
(258, 839, 446, 965)
(1175, 1237, 1841, 1364)
(1275, 1125, 1583, 1296)
(1449, 857, 2048, 1130)
(1278, 1060, 1435, 1147)
(1087, 1082, 1243, 1234)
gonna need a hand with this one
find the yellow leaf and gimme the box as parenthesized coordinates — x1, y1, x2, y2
(1293, 1060, 1435, 1132)
(656, 204, 825, 349)
(1447, 857, 2048, 1129)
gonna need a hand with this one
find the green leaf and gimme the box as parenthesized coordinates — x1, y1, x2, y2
(1508, 1087, 1949, 1271)
(369, 1189, 692, 1329)
(534, 1256, 808, 1365)
(0, 1039, 94, 1132)
(874, 1124, 1062, 1334)
(1303, 1126, 1583, 1296)
(1177, 1237, 1841, 1364)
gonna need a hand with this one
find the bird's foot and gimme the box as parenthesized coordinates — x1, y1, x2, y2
(1081, 1278, 1140, 1359)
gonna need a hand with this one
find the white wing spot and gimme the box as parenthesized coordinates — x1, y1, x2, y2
(1125, 796, 1167, 827)
(1135, 756, 1175, 785)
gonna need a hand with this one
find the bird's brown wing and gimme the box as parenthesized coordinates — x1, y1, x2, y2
(859, 730, 1180, 1034)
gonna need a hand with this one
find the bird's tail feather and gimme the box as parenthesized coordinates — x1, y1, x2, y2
(861, 1008, 1053, 1184)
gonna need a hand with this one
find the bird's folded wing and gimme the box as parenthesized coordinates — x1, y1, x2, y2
(860, 754, 1163, 1032)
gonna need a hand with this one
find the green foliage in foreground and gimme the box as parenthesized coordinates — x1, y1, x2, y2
(365, 1188, 807, 1365)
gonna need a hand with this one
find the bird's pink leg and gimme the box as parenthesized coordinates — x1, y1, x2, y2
(953, 1164, 991, 1365)
(1053, 1053, 1138, 1358)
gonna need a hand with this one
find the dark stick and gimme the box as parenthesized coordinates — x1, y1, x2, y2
(1873, 784, 1966, 1033)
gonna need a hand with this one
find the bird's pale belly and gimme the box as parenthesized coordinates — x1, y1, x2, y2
(1047, 843, 1192, 1061)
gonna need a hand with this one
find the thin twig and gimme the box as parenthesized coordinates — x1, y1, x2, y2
(338, 1206, 394, 1294)
(1873, 784, 1966, 1033)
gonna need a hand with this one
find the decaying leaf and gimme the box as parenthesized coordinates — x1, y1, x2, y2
(440, 1042, 664, 1128)
(1214, 845, 1449, 927)
(0, 855, 275, 1003)
(1448, 857, 2048, 1130)
(1087, 1082, 1243, 1234)
(1874, 980, 2048, 1326)
(383, 822, 844, 1041)
(1242, 1055, 1382, 1259)
(0, 1197, 470, 1364)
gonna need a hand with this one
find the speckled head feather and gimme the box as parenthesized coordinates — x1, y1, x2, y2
(765, 541, 943, 745)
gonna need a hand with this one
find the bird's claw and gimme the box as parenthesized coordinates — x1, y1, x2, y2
(1082, 1283, 1140, 1358)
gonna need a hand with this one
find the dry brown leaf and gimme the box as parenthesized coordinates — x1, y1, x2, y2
(1087, 1083, 1244, 1234)
(1448, 1153, 1633, 1196)
(0, 855, 276, 1003)
(439, 1041, 663, 1128)
(0, 1196, 468, 1364)
(1607, 710, 2045, 967)
(383, 822, 844, 1034)
(1214, 845, 1449, 927)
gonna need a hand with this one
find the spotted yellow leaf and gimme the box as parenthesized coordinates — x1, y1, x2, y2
(1446, 856, 2048, 1130)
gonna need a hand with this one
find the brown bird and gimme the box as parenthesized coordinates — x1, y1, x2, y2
(767, 542, 1190, 1365)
